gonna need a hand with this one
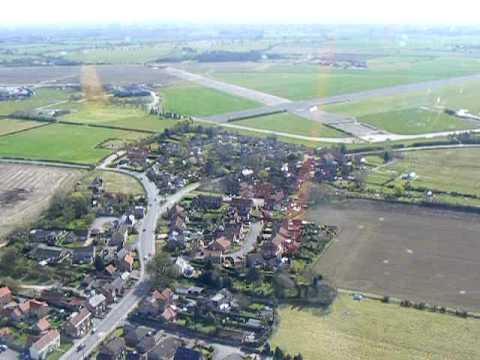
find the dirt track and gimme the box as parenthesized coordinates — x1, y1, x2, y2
(308, 199, 480, 311)
(0, 164, 83, 240)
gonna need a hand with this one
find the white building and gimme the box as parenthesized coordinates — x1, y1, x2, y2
(29, 329, 60, 360)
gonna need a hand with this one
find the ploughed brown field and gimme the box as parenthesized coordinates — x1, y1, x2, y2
(0, 64, 178, 86)
(0, 164, 83, 240)
(307, 199, 480, 312)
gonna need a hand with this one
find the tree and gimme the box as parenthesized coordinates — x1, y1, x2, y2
(94, 255, 105, 272)
(273, 347, 285, 360)
(262, 342, 272, 356)
(383, 150, 393, 163)
(293, 354, 304, 360)
(146, 253, 179, 288)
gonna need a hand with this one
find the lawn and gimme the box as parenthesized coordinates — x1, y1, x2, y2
(203, 57, 480, 100)
(367, 148, 480, 196)
(359, 108, 477, 135)
(0, 123, 147, 164)
(0, 118, 45, 135)
(0, 88, 73, 115)
(60, 102, 177, 132)
(271, 295, 480, 360)
(235, 112, 347, 138)
(160, 83, 260, 117)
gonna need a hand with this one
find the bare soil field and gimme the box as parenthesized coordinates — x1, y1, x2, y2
(0, 65, 178, 86)
(0, 164, 83, 240)
(307, 198, 480, 311)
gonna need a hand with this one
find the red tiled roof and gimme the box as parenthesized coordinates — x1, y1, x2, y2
(0, 287, 11, 298)
(30, 299, 48, 310)
(124, 254, 134, 265)
(69, 308, 91, 327)
(36, 317, 51, 332)
(31, 329, 60, 352)
(153, 288, 173, 302)
(105, 264, 116, 274)
(18, 301, 30, 314)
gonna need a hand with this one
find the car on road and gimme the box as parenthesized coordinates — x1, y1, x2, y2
(76, 344, 86, 352)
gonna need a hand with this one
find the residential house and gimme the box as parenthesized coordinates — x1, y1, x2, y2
(72, 246, 96, 265)
(87, 294, 107, 318)
(192, 195, 223, 210)
(137, 331, 163, 354)
(100, 277, 125, 304)
(29, 244, 70, 264)
(209, 289, 236, 312)
(148, 336, 183, 360)
(0, 287, 12, 308)
(29, 300, 49, 319)
(124, 324, 151, 348)
(64, 308, 92, 338)
(134, 206, 146, 219)
(174, 347, 203, 360)
(34, 317, 51, 334)
(162, 305, 177, 322)
(111, 224, 129, 248)
(119, 253, 134, 272)
(208, 237, 231, 254)
(175, 257, 194, 278)
(138, 288, 173, 317)
(29, 329, 61, 360)
(97, 337, 127, 360)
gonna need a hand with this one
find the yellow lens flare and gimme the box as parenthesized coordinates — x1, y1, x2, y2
(80, 65, 108, 107)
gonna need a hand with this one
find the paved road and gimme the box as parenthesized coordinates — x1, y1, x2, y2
(60, 158, 199, 360)
(165, 67, 290, 106)
(230, 221, 263, 260)
(166, 66, 480, 139)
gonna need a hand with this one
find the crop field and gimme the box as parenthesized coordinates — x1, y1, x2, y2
(193, 56, 480, 100)
(0, 123, 147, 164)
(271, 295, 480, 360)
(0, 88, 73, 115)
(60, 102, 177, 132)
(306, 198, 480, 311)
(367, 148, 480, 196)
(0, 163, 83, 240)
(0, 118, 46, 136)
(160, 82, 260, 117)
(235, 112, 347, 138)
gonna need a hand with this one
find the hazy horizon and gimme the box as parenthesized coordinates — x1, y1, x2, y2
(2, 0, 480, 27)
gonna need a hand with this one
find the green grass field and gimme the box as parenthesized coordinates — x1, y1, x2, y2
(235, 112, 347, 138)
(61, 102, 177, 132)
(80, 170, 144, 196)
(0, 118, 45, 135)
(367, 148, 480, 196)
(160, 83, 260, 117)
(359, 108, 477, 134)
(271, 295, 480, 360)
(0, 88, 72, 116)
(325, 79, 480, 117)
(0, 123, 147, 164)
(201, 57, 480, 100)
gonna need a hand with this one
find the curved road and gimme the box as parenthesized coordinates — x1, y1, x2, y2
(60, 155, 199, 360)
